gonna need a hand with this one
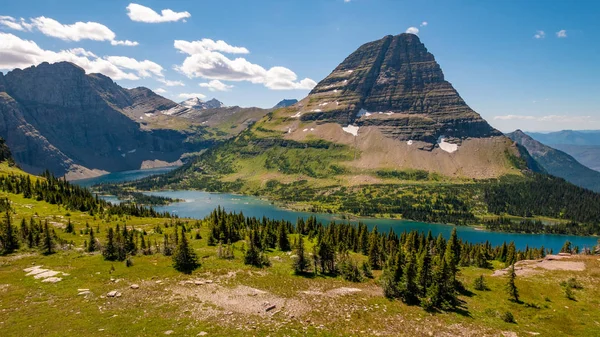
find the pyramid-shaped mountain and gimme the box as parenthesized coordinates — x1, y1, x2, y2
(295, 33, 501, 143)
(155, 33, 532, 196)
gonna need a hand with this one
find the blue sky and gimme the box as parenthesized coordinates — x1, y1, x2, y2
(1, 0, 599, 132)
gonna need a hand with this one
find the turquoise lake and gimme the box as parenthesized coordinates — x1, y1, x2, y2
(74, 168, 599, 252)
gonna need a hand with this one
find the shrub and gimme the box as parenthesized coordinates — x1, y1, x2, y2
(500, 311, 515, 323)
(473, 275, 488, 291)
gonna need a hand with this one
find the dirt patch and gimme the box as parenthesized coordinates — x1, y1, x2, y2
(493, 255, 586, 277)
(170, 283, 310, 319)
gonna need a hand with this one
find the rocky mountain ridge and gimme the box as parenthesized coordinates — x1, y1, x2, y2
(0, 62, 207, 179)
(507, 130, 600, 192)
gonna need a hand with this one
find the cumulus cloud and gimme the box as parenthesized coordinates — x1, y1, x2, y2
(111, 40, 139, 46)
(157, 78, 185, 87)
(405, 27, 419, 35)
(0, 32, 158, 80)
(178, 93, 206, 99)
(494, 115, 594, 123)
(154, 88, 167, 94)
(534, 30, 545, 39)
(127, 3, 191, 23)
(199, 79, 233, 91)
(0, 16, 32, 31)
(0, 16, 138, 46)
(174, 39, 316, 90)
(420, 21, 428, 27)
(174, 38, 249, 54)
(556, 30, 567, 38)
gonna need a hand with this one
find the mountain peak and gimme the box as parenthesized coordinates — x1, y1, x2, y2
(295, 33, 501, 144)
(273, 99, 298, 109)
(180, 97, 225, 110)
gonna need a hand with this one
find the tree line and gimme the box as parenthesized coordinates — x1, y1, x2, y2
(0, 171, 173, 218)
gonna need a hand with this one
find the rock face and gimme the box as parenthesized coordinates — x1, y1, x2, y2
(507, 130, 600, 192)
(296, 33, 501, 144)
(273, 99, 298, 109)
(0, 62, 205, 178)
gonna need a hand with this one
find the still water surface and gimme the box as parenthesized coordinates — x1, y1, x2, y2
(75, 168, 599, 252)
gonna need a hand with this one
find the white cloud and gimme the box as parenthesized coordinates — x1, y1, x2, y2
(104, 56, 163, 78)
(556, 30, 567, 38)
(178, 93, 206, 99)
(405, 27, 419, 35)
(534, 30, 545, 39)
(0, 16, 32, 31)
(0, 32, 158, 80)
(154, 88, 167, 94)
(1, 16, 138, 46)
(174, 38, 249, 54)
(174, 39, 316, 90)
(420, 21, 428, 27)
(157, 78, 185, 87)
(199, 79, 233, 91)
(126, 3, 191, 23)
(111, 40, 139, 46)
(31, 16, 116, 42)
(344, 0, 351, 2)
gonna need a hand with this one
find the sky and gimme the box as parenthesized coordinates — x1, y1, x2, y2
(1, 0, 599, 132)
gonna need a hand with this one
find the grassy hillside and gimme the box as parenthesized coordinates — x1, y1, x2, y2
(1, 164, 600, 336)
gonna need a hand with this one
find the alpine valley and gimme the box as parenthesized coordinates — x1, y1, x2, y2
(126, 33, 600, 227)
(2, 5, 600, 334)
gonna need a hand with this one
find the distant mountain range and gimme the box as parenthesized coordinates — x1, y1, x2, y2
(527, 130, 600, 172)
(508, 130, 600, 192)
(0, 62, 271, 179)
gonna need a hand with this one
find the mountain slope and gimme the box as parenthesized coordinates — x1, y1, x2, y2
(507, 130, 600, 192)
(0, 62, 209, 179)
(526, 130, 600, 173)
(141, 33, 533, 199)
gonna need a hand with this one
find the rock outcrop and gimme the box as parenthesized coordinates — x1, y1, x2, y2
(273, 99, 298, 109)
(295, 33, 501, 144)
(0, 62, 205, 178)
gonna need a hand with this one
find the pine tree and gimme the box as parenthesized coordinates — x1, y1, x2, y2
(293, 235, 309, 274)
(87, 228, 96, 252)
(367, 227, 381, 269)
(102, 227, 118, 261)
(416, 249, 431, 297)
(277, 223, 291, 251)
(400, 253, 419, 304)
(41, 221, 55, 255)
(506, 263, 519, 302)
(64, 219, 74, 233)
(173, 228, 199, 274)
(1, 211, 19, 254)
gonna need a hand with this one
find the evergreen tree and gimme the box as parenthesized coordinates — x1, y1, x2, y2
(173, 228, 199, 274)
(64, 219, 74, 233)
(102, 227, 118, 261)
(1, 211, 19, 254)
(293, 235, 309, 274)
(399, 253, 419, 304)
(367, 226, 381, 269)
(560, 240, 572, 254)
(416, 249, 431, 297)
(87, 228, 96, 252)
(277, 223, 291, 251)
(506, 263, 519, 302)
(41, 221, 55, 255)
